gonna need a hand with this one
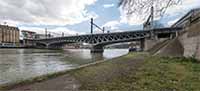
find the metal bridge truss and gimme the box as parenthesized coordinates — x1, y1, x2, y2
(30, 27, 181, 47)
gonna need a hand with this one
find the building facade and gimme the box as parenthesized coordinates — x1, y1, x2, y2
(0, 25, 20, 47)
(21, 30, 36, 39)
(35, 34, 54, 39)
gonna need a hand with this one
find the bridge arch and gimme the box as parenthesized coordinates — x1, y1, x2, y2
(47, 41, 76, 49)
(91, 38, 144, 53)
(30, 27, 181, 52)
(35, 42, 47, 48)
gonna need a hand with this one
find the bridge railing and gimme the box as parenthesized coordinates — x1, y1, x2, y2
(171, 8, 200, 28)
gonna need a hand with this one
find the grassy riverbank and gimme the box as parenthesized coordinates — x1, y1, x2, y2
(133, 57, 200, 91)
(70, 52, 147, 90)
(1, 52, 146, 90)
(3, 52, 200, 91)
(70, 54, 200, 91)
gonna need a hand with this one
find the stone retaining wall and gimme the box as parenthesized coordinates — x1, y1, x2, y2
(179, 22, 200, 60)
(156, 22, 200, 60)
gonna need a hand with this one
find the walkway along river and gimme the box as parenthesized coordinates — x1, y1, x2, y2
(0, 49, 128, 86)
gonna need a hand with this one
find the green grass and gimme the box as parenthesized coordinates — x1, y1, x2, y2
(127, 56, 200, 91)
(70, 52, 147, 90)
(71, 53, 200, 91)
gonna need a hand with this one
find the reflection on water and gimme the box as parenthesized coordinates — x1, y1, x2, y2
(0, 49, 128, 85)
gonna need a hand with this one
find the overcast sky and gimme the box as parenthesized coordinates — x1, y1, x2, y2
(0, 0, 199, 36)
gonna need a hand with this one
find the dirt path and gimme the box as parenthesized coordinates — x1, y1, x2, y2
(9, 74, 80, 91)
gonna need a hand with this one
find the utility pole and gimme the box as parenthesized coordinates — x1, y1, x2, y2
(45, 28, 47, 39)
(49, 32, 51, 38)
(91, 18, 93, 34)
(150, 3, 154, 39)
(149, 5, 155, 39)
(151, 0, 155, 29)
(62, 32, 64, 37)
(151, 6, 154, 29)
(103, 27, 105, 33)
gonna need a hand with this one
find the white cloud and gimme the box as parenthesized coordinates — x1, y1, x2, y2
(166, 0, 200, 14)
(94, 20, 123, 33)
(167, 18, 179, 26)
(119, 7, 144, 25)
(93, 20, 121, 33)
(19, 26, 85, 37)
(103, 4, 114, 8)
(0, 0, 98, 26)
(0, 19, 19, 27)
(102, 20, 120, 30)
(165, 0, 200, 26)
(48, 27, 85, 36)
(119, 0, 200, 25)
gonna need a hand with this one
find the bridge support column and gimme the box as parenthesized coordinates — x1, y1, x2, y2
(176, 31, 179, 37)
(140, 39, 145, 51)
(170, 33, 175, 39)
(46, 44, 50, 49)
(91, 46, 104, 53)
(46, 44, 63, 49)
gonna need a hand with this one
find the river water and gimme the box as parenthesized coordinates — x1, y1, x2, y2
(0, 49, 128, 85)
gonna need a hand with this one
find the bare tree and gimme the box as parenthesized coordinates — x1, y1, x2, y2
(119, 0, 182, 21)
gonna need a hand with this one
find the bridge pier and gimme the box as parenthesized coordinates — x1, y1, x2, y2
(91, 48, 104, 53)
(91, 46, 104, 53)
(46, 44, 64, 49)
(140, 39, 145, 51)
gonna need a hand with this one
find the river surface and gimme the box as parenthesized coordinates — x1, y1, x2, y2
(0, 49, 128, 85)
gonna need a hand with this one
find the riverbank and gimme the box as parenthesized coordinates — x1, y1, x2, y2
(1, 52, 144, 90)
(68, 55, 200, 91)
(2, 52, 200, 91)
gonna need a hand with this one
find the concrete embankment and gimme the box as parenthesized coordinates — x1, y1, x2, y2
(147, 39, 170, 55)
(154, 21, 200, 60)
(155, 37, 184, 57)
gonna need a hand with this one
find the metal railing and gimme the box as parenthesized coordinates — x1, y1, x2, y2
(171, 8, 200, 28)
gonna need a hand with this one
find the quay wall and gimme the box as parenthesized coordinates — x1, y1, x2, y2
(156, 21, 200, 60)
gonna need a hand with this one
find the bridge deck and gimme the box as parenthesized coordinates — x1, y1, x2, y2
(25, 27, 182, 48)
(32, 27, 182, 41)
